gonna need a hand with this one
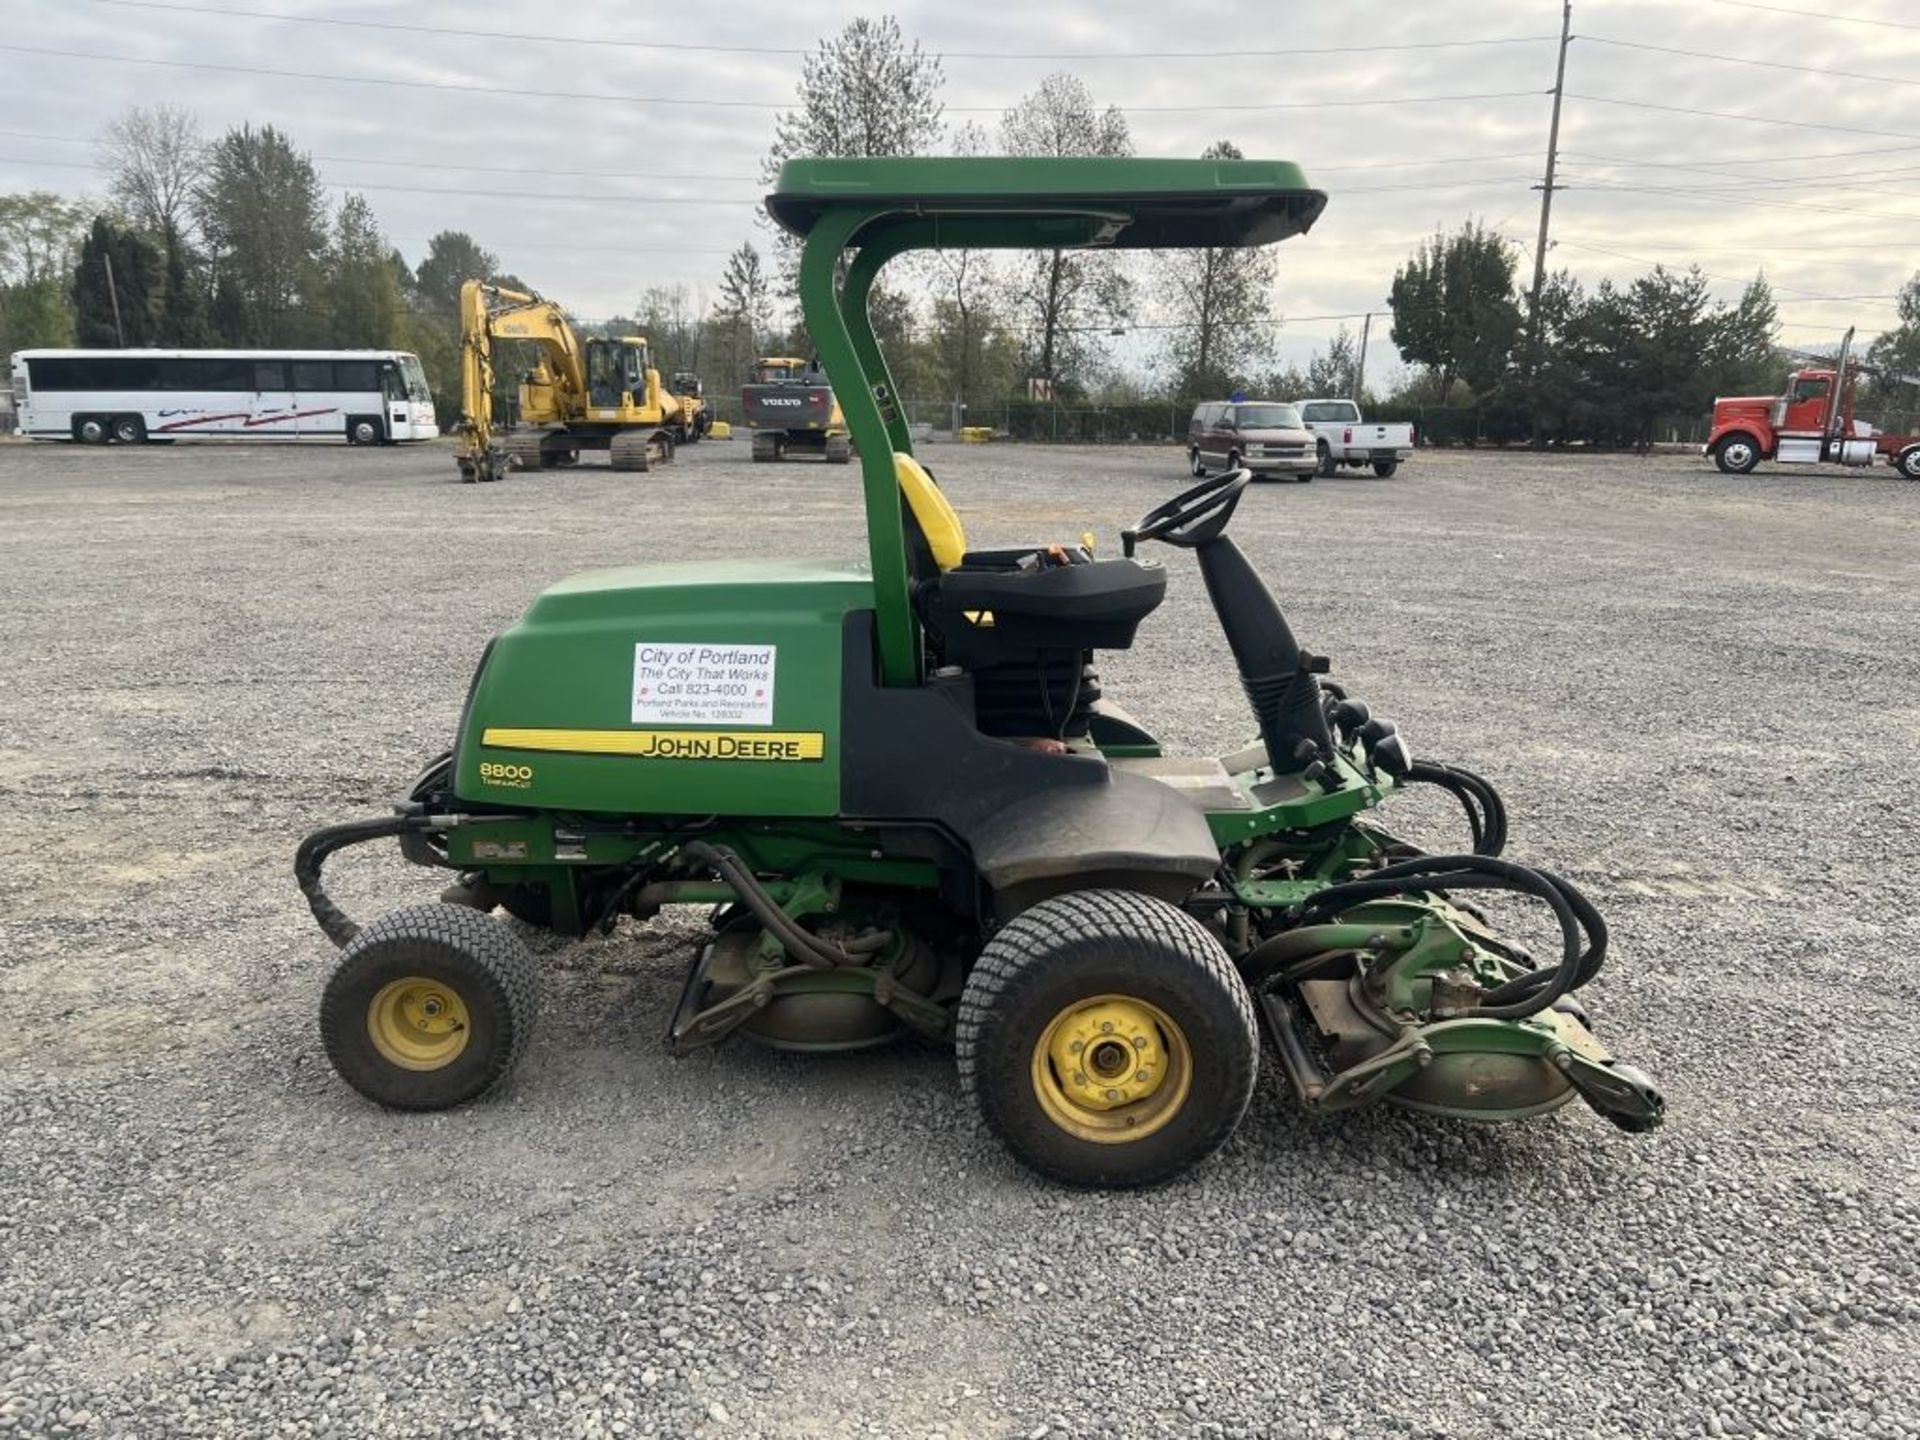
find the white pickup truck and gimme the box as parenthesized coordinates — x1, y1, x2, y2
(1297, 399, 1415, 478)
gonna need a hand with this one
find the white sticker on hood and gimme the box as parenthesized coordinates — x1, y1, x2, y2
(632, 643, 776, 726)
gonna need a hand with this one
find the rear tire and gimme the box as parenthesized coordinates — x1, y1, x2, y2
(956, 889, 1258, 1189)
(320, 904, 538, 1111)
(1898, 445, 1920, 480)
(1372, 458, 1398, 478)
(1713, 435, 1761, 474)
(75, 416, 109, 445)
(111, 415, 146, 445)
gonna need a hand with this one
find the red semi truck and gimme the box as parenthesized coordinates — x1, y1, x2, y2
(1705, 328, 1920, 479)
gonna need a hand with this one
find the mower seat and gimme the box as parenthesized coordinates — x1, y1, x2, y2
(895, 453, 1166, 665)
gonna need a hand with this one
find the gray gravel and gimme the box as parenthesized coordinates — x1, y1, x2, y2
(2, 435, 1916, 1439)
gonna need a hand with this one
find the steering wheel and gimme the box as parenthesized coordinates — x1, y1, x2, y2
(1122, 468, 1252, 555)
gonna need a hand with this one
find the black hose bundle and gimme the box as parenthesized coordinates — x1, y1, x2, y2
(1402, 760, 1507, 856)
(680, 841, 890, 969)
(1291, 853, 1605, 1020)
(294, 816, 420, 947)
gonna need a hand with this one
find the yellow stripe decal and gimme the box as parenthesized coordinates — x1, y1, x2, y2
(482, 727, 825, 762)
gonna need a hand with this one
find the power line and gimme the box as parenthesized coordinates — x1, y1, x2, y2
(1567, 92, 1920, 143)
(1564, 178, 1920, 223)
(1551, 237, 1899, 301)
(0, 154, 755, 205)
(1584, 34, 1920, 88)
(0, 43, 1547, 116)
(60, 0, 1560, 61)
(0, 126, 1555, 180)
(1565, 150, 1920, 189)
(1312, 150, 1545, 172)
(1701, 0, 1920, 32)
(1559, 233, 1915, 253)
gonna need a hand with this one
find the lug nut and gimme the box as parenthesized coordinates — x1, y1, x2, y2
(1105, 1089, 1122, 1102)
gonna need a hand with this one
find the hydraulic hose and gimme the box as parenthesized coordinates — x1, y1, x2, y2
(294, 816, 422, 948)
(680, 841, 889, 969)
(1292, 853, 1604, 1020)
(1402, 760, 1507, 856)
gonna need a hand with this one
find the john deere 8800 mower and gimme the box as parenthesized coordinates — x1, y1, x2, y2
(298, 157, 1662, 1187)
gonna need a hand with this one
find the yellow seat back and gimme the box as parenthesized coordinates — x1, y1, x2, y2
(894, 452, 968, 572)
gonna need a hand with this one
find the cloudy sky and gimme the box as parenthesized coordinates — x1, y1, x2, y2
(4, 0, 1917, 377)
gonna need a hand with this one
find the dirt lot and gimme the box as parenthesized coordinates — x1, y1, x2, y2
(2, 436, 1916, 1440)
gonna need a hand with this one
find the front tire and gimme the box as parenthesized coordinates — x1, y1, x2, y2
(1188, 448, 1207, 478)
(320, 904, 538, 1111)
(1713, 435, 1761, 474)
(1315, 441, 1336, 478)
(956, 890, 1258, 1188)
(1898, 445, 1920, 480)
(348, 417, 383, 446)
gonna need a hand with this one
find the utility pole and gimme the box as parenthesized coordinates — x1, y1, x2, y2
(1528, 0, 1573, 346)
(1352, 312, 1372, 402)
(103, 252, 125, 347)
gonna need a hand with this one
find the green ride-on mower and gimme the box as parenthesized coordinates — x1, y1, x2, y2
(297, 157, 1663, 1187)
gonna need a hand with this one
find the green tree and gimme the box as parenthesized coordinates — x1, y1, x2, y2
(412, 230, 499, 320)
(708, 241, 774, 389)
(1304, 326, 1361, 399)
(324, 193, 401, 346)
(194, 124, 328, 344)
(1389, 222, 1521, 403)
(760, 14, 945, 359)
(0, 191, 89, 355)
(1515, 268, 1587, 443)
(1866, 272, 1920, 400)
(1154, 140, 1276, 399)
(1001, 73, 1135, 396)
(1708, 274, 1782, 400)
(72, 216, 163, 346)
(763, 17, 944, 182)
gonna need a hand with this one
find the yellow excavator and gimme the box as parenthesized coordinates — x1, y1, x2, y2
(455, 280, 707, 483)
(741, 355, 850, 463)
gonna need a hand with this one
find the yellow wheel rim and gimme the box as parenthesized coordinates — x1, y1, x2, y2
(1030, 994, 1192, 1145)
(366, 975, 472, 1071)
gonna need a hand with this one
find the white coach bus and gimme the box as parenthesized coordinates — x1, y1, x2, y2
(8, 348, 439, 445)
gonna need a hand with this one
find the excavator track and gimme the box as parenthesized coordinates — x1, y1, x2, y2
(503, 431, 555, 471)
(610, 430, 672, 473)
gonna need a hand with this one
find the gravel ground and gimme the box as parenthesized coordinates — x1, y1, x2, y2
(1, 435, 1916, 1440)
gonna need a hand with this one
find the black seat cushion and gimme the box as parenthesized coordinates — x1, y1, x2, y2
(919, 553, 1166, 665)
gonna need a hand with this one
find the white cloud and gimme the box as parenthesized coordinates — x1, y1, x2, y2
(4, 0, 1915, 365)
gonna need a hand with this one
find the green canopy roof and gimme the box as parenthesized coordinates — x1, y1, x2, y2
(766, 156, 1327, 250)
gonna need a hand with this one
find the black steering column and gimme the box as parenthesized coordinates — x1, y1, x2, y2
(1124, 469, 1338, 781)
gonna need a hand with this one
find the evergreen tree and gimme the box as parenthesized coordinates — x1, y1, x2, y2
(412, 231, 499, 320)
(1389, 222, 1521, 403)
(156, 225, 212, 346)
(193, 124, 327, 344)
(71, 216, 163, 346)
(324, 193, 401, 346)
